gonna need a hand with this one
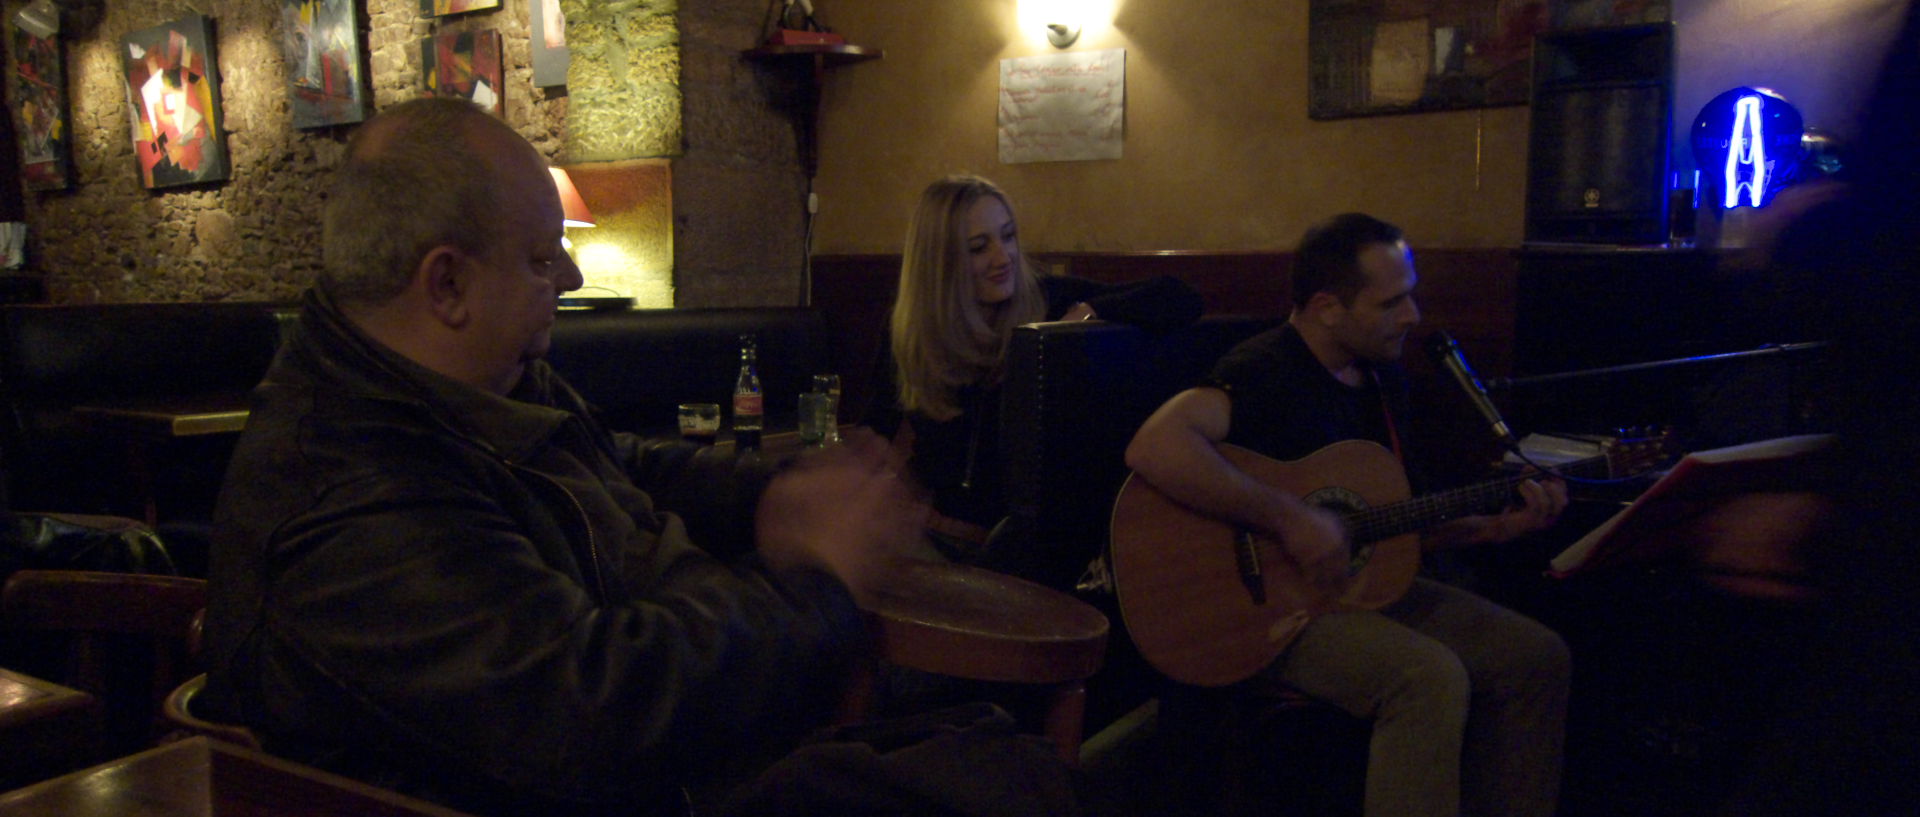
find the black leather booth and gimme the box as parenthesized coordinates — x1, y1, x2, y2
(0, 302, 831, 555)
(0, 302, 289, 528)
(545, 306, 830, 436)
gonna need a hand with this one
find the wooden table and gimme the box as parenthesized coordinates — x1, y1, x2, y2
(0, 668, 101, 791)
(849, 560, 1110, 764)
(706, 425, 856, 458)
(0, 736, 477, 817)
(70, 394, 252, 438)
(69, 394, 251, 525)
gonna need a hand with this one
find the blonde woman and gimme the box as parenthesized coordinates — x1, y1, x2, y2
(862, 175, 1201, 565)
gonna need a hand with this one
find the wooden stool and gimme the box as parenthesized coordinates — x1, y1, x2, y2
(849, 560, 1110, 764)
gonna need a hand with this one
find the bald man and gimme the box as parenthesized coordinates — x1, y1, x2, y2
(202, 98, 923, 817)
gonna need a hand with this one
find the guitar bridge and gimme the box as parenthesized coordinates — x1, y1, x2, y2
(1233, 530, 1267, 605)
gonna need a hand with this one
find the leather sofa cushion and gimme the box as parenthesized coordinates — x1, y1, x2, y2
(546, 306, 830, 436)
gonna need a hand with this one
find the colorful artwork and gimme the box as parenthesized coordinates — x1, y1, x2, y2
(283, 0, 367, 129)
(7, 24, 72, 190)
(122, 15, 230, 189)
(420, 29, 503, 116)
(420, 0, 501, 17)
(530, 0, 570, 87)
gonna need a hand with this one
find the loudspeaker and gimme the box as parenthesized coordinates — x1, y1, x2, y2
(1525, 24, 1675, 246)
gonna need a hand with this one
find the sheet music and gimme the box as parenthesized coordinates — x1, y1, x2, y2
(1550, 434, 1834, 575)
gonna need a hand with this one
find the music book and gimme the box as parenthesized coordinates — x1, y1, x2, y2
(1549, 433, 1835, 577)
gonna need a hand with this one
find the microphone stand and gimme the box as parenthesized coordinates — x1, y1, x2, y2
(1484, 342, 1829, 392)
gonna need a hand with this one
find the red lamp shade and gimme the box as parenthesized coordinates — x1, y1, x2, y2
(550, 167, 595, 227)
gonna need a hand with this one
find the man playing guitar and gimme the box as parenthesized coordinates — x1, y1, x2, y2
(1123, 213, 1569, 817)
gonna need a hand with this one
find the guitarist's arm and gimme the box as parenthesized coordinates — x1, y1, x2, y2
(1423, 474, 1569, 550)
(1124, 387, 1351, 592)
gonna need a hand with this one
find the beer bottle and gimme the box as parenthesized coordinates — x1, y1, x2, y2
(731, 334, 763, 451)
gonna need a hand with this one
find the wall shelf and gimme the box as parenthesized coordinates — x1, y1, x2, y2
(742, 39, 882, 306)
(742, 42, 882, 67)
(742, 41, 882, 178)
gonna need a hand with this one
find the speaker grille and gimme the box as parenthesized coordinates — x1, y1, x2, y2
(1524, 24, 1675, 245)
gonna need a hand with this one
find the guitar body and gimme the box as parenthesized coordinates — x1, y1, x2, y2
(1109, 441, 1422, 687)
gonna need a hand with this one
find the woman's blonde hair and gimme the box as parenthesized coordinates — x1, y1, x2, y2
(889, 175, 1046, 421)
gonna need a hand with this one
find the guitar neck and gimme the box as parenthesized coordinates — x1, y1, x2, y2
(1345, 453, 1608, 544)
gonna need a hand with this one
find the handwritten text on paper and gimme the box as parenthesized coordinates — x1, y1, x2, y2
(999, 49, 1125, 164)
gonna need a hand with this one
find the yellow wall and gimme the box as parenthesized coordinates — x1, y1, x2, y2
(809, 0, 1531, 255)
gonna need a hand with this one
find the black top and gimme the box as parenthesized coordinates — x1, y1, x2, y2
(1207, 322, 1427, 493)
(864, 275, 1203, 530)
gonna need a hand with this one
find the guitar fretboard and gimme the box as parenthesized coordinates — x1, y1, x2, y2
(1343, 454, 1613, 544)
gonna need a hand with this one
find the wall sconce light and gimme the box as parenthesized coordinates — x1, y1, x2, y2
(1022, 1, 1109, 49)
(550, 167, 595, 228)
(1046, 22, 1080, 48)
(12, 0, 59, 38)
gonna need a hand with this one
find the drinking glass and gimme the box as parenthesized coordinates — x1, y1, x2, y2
(810, 374, 842, 442)
(676, 402, 721, 445)
(796, 393, 833, 446)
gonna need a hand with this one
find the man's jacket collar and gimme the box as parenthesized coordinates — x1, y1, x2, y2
(289, 288, 575, 464)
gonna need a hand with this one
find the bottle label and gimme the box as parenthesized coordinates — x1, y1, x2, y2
(733, 393, 763, 417)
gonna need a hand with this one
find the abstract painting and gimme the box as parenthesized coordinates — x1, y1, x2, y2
(282, 0, 367, 129)
(7, 24, 71, 190)
(122, 15, 230, 189)
(530, 0, 569, 87)
(420, 0, 500, 17)
(1309, 0, 1547, 119)
(421, 29, 503, 116)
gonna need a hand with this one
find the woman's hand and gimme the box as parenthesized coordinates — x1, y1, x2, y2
(1059, 302, 1097, 322)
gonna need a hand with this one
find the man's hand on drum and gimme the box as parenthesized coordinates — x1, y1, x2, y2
(755, 428, 926, 604)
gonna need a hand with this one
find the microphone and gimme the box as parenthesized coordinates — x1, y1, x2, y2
(1424, 331, 1519, 449)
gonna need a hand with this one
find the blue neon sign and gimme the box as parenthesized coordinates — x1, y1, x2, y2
(1690, 87, 1805, 210)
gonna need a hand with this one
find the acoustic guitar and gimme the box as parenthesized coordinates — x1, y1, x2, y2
(1108, 436, 1665, 686)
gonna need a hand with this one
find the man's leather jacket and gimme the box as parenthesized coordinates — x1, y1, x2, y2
(202, 291, 864, 816)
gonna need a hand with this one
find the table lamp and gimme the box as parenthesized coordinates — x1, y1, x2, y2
(550, 167, 595, 228)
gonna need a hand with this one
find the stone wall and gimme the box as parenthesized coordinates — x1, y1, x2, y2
(672, 0, 809, 307)
(2, 0, 808, 306)
(3, 0, 558, 302)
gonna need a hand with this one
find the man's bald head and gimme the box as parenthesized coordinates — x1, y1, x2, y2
(320, 98, 538, 307)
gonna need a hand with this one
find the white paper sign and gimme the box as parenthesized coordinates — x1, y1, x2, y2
(998, 49, 1124, 164)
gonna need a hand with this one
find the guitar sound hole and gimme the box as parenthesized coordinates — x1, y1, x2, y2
(1303, 486, 1372, 575)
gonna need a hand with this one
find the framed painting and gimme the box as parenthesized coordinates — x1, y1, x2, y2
(1309, 0, 1548, 119)
(282, 0, 368, 129)
(530, 0, 569, 88)
(122, 14, 230, 189)
(420, 29, 503, 116)
(420, 0, 500, 17)
(7, 22, 72, 190)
